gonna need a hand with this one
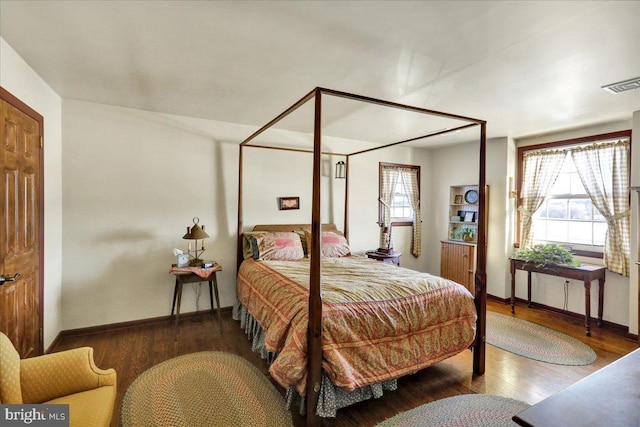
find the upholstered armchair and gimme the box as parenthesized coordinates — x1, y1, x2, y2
(0, 332, 116, 427)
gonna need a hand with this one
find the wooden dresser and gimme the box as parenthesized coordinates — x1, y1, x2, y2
(440, 240, 476, 295)
(513, 348, 640, 426)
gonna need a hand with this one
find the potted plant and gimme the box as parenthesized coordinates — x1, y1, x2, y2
(454, 226, 475, 242)
(516, 243, 580, 268)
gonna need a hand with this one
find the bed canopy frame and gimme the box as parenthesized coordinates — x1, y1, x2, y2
(237, 87, 487, 426)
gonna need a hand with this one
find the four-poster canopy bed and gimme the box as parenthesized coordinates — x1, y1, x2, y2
(235, 87, 487, 426)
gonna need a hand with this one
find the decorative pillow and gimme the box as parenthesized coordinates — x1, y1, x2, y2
(242, 231, 267, 260)
(304, 230, 351, 258)
(257, 231, 304, 261)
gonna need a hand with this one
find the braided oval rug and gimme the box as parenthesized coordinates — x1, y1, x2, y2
(121, 351, 292, 427)
(377, 394, 530, 427)
(487, 311, 596, 365)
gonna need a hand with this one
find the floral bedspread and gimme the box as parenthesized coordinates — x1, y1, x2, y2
(236, 256, 477, 394)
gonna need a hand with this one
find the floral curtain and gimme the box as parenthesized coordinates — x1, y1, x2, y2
(571, 140, 630, 276)
(519, 149, 566, 249)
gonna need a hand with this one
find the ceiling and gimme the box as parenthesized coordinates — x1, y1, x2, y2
(1, 0, 639, 147)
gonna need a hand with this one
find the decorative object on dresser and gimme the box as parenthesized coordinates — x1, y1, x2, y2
(182, 217, 209, 266)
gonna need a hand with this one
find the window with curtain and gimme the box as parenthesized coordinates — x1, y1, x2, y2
(379, 162, 421, 257)
(517, 131, 631, 276)
(532, 152, 608, 247)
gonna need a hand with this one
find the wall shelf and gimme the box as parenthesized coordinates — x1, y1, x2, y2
(448, 184, 479, 243)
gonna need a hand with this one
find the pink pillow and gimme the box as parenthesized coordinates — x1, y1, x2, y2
(304, 230, 351, 257)
(257, 231, 304, 261)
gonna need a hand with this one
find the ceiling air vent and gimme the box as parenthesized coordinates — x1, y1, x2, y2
(601, 77, 640, 94)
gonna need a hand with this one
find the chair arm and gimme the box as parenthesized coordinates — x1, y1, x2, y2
(20, 347, 116, 404)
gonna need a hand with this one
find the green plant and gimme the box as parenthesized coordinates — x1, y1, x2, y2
(454, 226, 474, 241)
(516, 243, 580, 268)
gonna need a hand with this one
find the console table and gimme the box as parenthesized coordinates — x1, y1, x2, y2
(509, 258, 605, 336)
(513, 348, 640, 426)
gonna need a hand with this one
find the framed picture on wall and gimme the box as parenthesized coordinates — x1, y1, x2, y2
(278, 196, 300, 210)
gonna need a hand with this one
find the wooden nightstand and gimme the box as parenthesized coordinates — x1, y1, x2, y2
(366, 251, 401, 266)
(169, 263, 222, 328)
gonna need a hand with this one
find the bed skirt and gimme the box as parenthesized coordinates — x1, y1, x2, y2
(232, 301, 397, 417)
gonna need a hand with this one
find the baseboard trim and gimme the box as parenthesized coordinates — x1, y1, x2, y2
(48, 307, 233, 351)
(487, 294, 636, 340)
(48, 298, 639, 351)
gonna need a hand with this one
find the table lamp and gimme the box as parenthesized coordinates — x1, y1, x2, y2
(183, 217, 209, 266)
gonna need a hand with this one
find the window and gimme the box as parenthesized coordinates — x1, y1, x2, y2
(389, 173, 414, 221)
(378, 163, 420, 226)
(531, 153, 607, 249)
(517, 130, 631, 259)
(378, 162, 422, 257)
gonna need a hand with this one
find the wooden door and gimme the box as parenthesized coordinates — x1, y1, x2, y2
(0, 90, 43, 358)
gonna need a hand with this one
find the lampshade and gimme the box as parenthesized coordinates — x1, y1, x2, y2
(183, 217, 209, 240)
(335, 160, 346, 179)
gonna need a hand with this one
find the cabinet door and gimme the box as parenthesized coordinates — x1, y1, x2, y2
(441, 241, 475, 295)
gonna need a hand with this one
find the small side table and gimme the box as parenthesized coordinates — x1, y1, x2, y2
(169, 263, 222, 328)
(366, 251, 401, 266)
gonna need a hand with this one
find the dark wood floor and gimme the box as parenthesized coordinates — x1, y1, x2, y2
(50, 300, 638, 427)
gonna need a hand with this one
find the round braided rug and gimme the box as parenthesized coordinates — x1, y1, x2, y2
(377, 394, 530, 426)
(121, 351, 292, 427)
(487, 311, 596, 365)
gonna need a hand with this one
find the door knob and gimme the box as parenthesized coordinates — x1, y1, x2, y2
(0, 273, 20, 286)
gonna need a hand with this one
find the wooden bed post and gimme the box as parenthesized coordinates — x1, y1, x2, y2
(306, 88, 323, 426)
(473, 121, 487, 375)
(237, 144, 244, 272)
(343, 155, 349, 241)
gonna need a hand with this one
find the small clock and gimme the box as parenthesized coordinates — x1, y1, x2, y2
(464, 189, 479, 204)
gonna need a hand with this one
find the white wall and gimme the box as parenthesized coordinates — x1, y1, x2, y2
(516, 120, 634, 330)
(0, 38, 63, 348)
(61, 99, 427, 329)
(62, 100, 250, 328)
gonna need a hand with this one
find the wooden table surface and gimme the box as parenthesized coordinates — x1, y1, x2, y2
(513, 348, 640, 426)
